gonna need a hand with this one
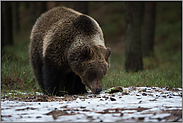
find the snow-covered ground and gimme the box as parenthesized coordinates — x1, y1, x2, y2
(1, 87, 182, 122)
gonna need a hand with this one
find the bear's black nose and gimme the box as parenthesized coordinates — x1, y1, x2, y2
(96, 88, 102, 93)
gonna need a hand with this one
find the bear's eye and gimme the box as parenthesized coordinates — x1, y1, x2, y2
(79, 56, 84, 61)
(81, 46, 94, 60)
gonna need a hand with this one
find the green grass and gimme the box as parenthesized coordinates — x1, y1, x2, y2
(102, 46, 181, 89)
(1, 34, 41, 94)
(103, 63, 182, 89)
(1, 2, 182, 96)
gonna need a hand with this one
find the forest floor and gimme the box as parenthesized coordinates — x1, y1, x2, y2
(1, 86, 182, 122)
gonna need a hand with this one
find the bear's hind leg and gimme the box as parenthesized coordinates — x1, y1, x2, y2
(30, 47, 46, 94)
(43, 64, 60, 96)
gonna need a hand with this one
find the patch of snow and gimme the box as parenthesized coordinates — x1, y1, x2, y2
(1, 87, 182, 122)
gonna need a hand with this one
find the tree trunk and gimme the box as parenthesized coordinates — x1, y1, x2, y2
(3, 2, 13, 46)
(73, 1, 88, 14)
(14, 2, 20, 32)
(29, 2, 36, 25)
(125, 2, 143, 72)
(47, 1, 56, 10)
(40, 2, 47, 14)
(2, 9, 5, 54)
(142, 2, 156, 57)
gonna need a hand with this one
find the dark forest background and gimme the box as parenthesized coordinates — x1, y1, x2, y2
(1, 2, 182, 93)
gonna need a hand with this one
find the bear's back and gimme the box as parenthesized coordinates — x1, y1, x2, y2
(30, 6, 105, 59)
(31, 7, 81, 39)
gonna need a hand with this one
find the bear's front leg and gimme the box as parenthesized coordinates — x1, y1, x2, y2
(57, 72, 86, 95)
(73, 74, 87, 94)
(59, 72, 75, 95)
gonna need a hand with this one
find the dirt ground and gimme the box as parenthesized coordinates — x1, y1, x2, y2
(1, 86, 182, 122)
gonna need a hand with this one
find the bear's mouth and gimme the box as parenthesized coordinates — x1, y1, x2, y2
(85, 82, 102, 94)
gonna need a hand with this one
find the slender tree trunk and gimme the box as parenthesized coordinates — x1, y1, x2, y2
(29, 2, 36, 25)
(142, 2, 156, 57)
(2, 3, 5, 54)
(47, 1, 56, 10)
(125, 2, 143, 72)
(3, 2, 13, 46)
(25, 2, 29, 9)
(40, 2, 47, 14)
(73, 1, 88, 14)
(2, 10, 5, 54)
(14, 2, 20, 32)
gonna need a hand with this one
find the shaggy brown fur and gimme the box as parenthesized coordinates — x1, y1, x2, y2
(29, 6, 111, 96)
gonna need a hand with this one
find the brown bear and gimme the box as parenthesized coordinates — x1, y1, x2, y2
(29, 6, 111, 96)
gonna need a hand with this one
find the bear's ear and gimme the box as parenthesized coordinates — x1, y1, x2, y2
(73, 15, 95, 35)
(105, 47, 111, 61)
(81, 46, 94, 59)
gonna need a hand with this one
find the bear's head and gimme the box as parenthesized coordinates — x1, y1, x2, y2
(68, 45, 111, 94)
